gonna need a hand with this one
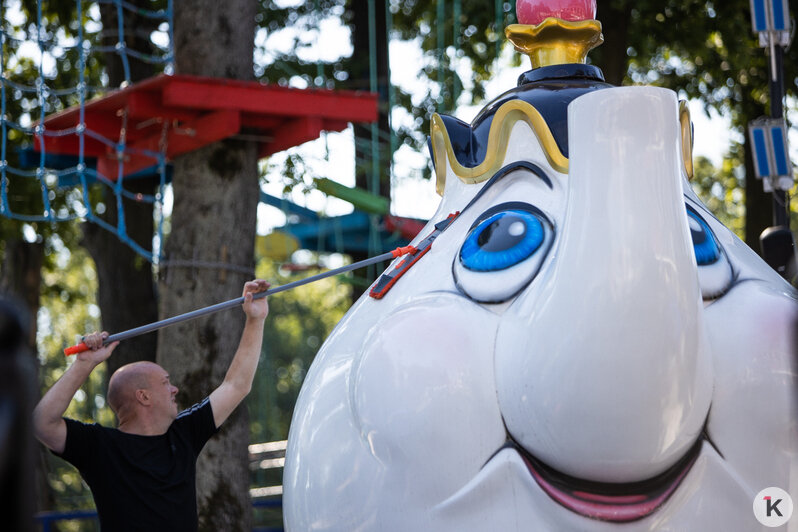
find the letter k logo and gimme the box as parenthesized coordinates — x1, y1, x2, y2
(765, 496, 783, 517)
(755, 488, 793, 526)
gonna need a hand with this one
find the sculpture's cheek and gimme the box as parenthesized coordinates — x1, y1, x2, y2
(704, 281, 798, 489)
(351, 293, 506, 504)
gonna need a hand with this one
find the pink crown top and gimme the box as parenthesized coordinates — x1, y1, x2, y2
(516, 0, 597, 25)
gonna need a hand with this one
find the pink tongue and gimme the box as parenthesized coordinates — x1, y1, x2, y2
(524, 456, 694, 522)
(571, 492, 647, 504)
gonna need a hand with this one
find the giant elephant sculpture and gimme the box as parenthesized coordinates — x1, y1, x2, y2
(283, 7, 797, 531)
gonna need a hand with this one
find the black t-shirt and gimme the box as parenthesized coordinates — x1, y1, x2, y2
(55, 397, 218, 532)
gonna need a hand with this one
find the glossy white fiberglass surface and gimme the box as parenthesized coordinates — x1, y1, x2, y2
(495, 88, 712, 482)
(283, 87, 798, 531)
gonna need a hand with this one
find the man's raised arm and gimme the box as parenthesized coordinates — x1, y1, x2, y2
(33, 333, 118, 453)
(209, 280, 270, 428)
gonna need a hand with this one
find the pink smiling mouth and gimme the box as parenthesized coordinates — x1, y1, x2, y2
(518, 440, 702, 522)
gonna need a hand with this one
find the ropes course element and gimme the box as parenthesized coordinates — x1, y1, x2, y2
(3, 0, 500, 270)
(2, 1, 381, 266)
(64, 244, 418, 355)
(0, 0, 174, 261)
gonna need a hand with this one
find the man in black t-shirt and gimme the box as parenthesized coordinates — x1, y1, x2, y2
(33, 280, 270, 532)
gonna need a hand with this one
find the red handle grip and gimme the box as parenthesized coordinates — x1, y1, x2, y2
(64, 342, 89, 356)
(391, 245, 418, 258)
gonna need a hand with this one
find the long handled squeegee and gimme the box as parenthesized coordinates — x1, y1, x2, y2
(64, 245, 417, 356)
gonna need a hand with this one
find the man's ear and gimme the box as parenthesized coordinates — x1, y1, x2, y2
(135, 388, 150, 406)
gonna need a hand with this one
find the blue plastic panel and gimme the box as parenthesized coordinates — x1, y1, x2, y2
(750, 0, 769, 32)
(770, 125, 790, 176)
(750, 126, 771, 178)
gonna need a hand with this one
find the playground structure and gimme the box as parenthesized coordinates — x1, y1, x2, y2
(32, 73, 377, 179)
(24, 70, 389, 261)
(283, 1, 798, 530)
(0, 0, 429, 267)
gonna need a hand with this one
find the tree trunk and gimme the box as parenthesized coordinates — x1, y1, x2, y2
(350, 0, 392, 198)
(82, 0, 160, 377)
(98, 2, 160, 88)
(82, 178, 159, 376)
(349, 0, 392, 300)
(592, 0, 630, 86)
(0, 237, 43, 352)
(743, 138, 775, 251)
(162, 2, 257, 531)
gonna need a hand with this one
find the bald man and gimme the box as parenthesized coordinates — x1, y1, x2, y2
(33, 280, 270, 531)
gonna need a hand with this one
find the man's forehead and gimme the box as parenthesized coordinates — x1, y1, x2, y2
(148, 365, 169, 379)
(131, 361, 167, 380)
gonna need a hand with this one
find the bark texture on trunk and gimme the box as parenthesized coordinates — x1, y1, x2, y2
(82, 178, 159, 376)
(164, 2, 257, 530)
(83, 0, 161, 377)
(159, 139, 258, 532)
(349, 0, 392, 300)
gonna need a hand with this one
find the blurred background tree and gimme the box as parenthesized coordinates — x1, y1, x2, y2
(590, 0, 797, 251)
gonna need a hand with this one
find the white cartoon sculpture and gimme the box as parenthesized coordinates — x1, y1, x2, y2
(284, 1, 798, 530)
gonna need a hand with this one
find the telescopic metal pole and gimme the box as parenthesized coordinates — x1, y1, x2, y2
(63, 245, 417, 355)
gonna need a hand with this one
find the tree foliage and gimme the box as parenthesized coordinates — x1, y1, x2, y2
(249, 257, 352, 444)
(591, 0, 797, 248)
(0, 0, 104, 266)
(37, 244, 105, 529)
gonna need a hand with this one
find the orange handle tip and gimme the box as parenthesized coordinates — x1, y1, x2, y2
(64, 342, 88, 356)
(391, 245, 417, 258)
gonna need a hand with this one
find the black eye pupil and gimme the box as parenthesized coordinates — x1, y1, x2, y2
(476, 215, 527, 252)
(691, 227, 707, 245)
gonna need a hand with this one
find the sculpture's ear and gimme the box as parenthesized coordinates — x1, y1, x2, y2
(429, 102, 569, 221)
(428, 114, 475, 197)
(679, 100, 694, 181)
(426, 118, 480, 222)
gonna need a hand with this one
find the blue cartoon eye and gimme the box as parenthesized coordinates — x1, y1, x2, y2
(686, 208, 720, 266)
(460, 210, 545, 271)
(454, 203, 554, 303)
(685, 203, 733, 300)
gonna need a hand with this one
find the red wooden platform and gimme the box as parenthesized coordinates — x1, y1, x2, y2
(34, 74, 378, 179)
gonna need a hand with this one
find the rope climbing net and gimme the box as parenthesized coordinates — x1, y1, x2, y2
(0, 0, 173, 261)
(1, 0, 515, 266)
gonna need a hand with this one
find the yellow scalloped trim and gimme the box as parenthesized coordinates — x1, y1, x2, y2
(431, 100, 569, 195)
(679, 100, 694, 180)
(506, 19, 603, 68)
